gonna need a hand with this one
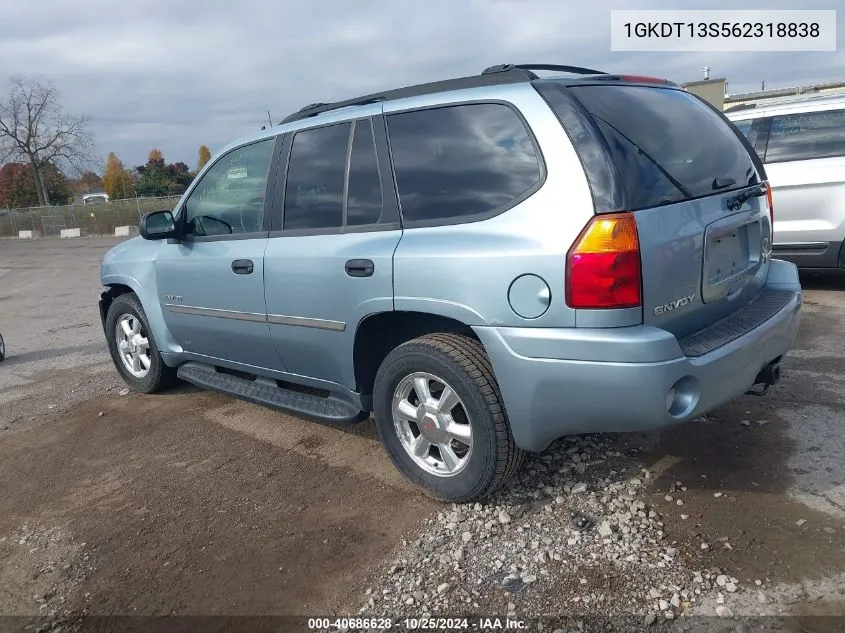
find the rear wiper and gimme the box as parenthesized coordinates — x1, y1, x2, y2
(712, 176, 737, 190)
(726, 183, 765, 211)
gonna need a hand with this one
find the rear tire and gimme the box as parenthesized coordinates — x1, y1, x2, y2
(373, 333, 524, 502)
(105, 293, 176, 393)
(0, 331, 5, 361)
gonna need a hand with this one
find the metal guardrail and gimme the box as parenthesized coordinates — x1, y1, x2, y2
(0, 196, 182, 237)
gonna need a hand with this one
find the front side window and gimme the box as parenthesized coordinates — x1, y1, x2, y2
(386, 103, 542, 224)
(183, 138, 276, 237)
(764, 109, 845, 163)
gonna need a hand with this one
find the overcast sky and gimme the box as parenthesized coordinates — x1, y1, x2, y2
(1, 0, 842, 173)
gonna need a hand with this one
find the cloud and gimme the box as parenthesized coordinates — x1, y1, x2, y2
(0, 0, 843, 170)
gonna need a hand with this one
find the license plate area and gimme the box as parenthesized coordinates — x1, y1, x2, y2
(702, 215, 762, 303)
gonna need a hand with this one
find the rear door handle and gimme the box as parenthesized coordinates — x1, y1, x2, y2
(232, 259, 254, 275)
(345, 259, 374, 278)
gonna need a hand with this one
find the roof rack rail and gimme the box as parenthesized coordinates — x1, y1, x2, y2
(280, 63, 607, 125)
(482, 63, 607, 76)
(283, 96, 387, 124)
(280, 67, 538, 124)
(298, 102, 329, 112)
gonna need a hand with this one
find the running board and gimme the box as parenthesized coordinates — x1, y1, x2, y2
(177, 362, 368, 425)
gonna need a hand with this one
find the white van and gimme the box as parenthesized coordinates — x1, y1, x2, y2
(727, 93, 845, 269)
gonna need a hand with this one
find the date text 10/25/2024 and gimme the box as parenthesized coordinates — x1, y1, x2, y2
(307, 617, 529, 630)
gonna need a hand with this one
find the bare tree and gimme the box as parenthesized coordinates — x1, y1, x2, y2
(0, 77, 93, 207)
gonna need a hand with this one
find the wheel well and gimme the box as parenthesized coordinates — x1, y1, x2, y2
(353, 312, 479, 402)
(99, 284, 134, 325)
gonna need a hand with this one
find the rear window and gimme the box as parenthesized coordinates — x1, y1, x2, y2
(763, 109, 845, 163)
(540, 83, 757, 211)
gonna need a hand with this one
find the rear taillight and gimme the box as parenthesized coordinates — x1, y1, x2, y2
(566, 213, 642, 309)
(764, 181, 774, 228)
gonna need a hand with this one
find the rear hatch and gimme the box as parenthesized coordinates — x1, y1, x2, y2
(535, 79, 773, 338)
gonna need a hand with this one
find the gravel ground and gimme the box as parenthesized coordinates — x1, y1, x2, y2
(0, 522, 96, 633)
(353, 436, 761, 632)
(0, 237, 122, 433)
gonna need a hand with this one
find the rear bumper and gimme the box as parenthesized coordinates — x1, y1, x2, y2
(474, 259, 802, 452)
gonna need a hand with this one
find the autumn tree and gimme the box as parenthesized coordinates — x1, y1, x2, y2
(197, 145, 211, 171)
(136, 149, 193, 196)
(0, 163, 36, 208)
(102, 152, 134, 199)
(166, 161, 193, 191)
(41, 162, 73, 204)
(0, 161, 72, 208)
(135, 152, 169, 197)
(147, 148, 164, 166)
(103, 152, 124, 199)
(0, 77, 93, 206)
(72, 170, 103, 194)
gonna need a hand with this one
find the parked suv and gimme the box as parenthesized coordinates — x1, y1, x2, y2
(99, 64, 802, 502)
(726, 93, 845, 269)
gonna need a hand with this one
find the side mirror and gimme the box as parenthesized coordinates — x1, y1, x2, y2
(140, 210, 177, 240)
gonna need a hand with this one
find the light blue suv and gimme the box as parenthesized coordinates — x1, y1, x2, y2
(99, 64, 802, 502)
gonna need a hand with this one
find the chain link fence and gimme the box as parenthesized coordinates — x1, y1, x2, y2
(0, 196, 182, 238)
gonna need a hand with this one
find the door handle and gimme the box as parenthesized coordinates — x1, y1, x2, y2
(345, 259, 374, 278)
(232, 259, 254, 275)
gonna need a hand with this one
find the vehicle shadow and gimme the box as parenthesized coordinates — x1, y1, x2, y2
(0, 342, 106, 365)
(799, 269, 845, 290)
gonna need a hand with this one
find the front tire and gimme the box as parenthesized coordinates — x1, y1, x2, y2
(373, 333, 524, 502)
(105, 293, 176, 393)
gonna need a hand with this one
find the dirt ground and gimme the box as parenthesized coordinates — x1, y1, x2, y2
(1, 238, 844, 632)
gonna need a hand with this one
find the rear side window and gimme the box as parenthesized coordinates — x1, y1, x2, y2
(284, 122, 350, 230)
(347, 119, 383, 226)
(386, 103, 541, 224)
(763, 109, 845, 163)
(543, 84, 757, 211)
